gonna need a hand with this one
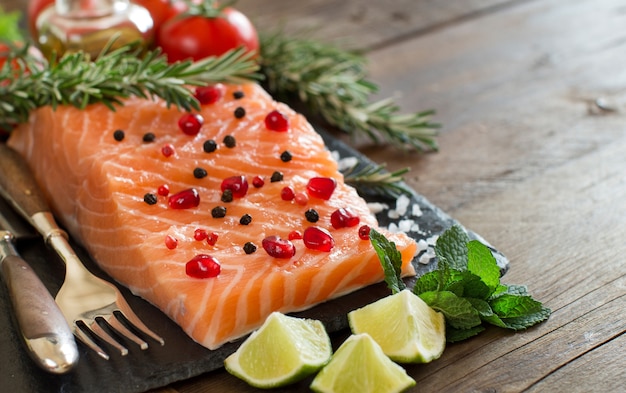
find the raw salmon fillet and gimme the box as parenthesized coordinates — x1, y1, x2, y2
(8, 83, 417, 349)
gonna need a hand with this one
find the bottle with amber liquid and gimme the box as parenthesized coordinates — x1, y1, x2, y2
(35, 0, 154, 60)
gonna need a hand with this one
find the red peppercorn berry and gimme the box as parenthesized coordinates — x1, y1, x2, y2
(264, 110, 289, 132)
(281, 186, 295, 201)
(294, 192, 309, 206)
(206, 232, 219, 246)
(157, 184, 170, 197)
(194, 228, 208, 241)
(288, 230, 303, 240)
(194, 83, 226, 105)
(178, 113, 204, 136)
(161, 143, 175, 157)
(221, 175, 249, 198)
(262, 236, 296, 259)
(252, 175, 265, 188)
(185, 254, 221, 279)
(330, 207, 360, 229)
(165, 235, 178, 250)
(306, 177, 337, 200)
(358, 225, 371, 240)
(168, 188, 200, 209)
(303, 226, 335, 252)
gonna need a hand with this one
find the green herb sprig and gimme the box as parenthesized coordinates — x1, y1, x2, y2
(343, 163, 412, 199)
(370, 225, 551, 343)
(0, 43, 261, 131)
(259, 32, 440, 152)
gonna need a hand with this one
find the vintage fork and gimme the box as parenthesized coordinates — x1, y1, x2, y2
(0, 144, 164, 360)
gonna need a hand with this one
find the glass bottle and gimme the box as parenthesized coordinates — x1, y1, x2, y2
(35, 0, 154, 60)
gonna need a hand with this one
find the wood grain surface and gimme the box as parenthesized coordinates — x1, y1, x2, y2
(2, 0, 625, 392)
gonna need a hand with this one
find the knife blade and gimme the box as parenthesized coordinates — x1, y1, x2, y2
(0, 168, 78, 374)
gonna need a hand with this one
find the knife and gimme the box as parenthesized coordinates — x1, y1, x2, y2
(0, 212, 79, 374)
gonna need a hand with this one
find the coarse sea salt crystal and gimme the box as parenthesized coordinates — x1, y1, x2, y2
(395, 194, 411, 216)
(338, 156, 359, 172)
(419, 248, 436, 265)
(411, 204, 423, 217)
(398, 219, 414, 233)
(367, 202, 389, 214)
(417, 239, 428, 251)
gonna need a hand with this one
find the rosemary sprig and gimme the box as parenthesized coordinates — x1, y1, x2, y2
(343, 163, 412, 199)
(259, 32, 440, 152)
(0, 43, 260, 131)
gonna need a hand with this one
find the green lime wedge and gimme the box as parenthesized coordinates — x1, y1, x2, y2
(224, 312, 332, 388)
(310, 333, 415, 393)
(348, 289, 446, 363)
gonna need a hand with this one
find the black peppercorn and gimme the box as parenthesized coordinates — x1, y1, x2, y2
(142, 132, 155, 143)
(234, 107, 246, 119)
(203, 139, 217, 153)
(211, 206, 227, 218)
(221, 189, 233, 203)
(243, 242, 257, 254)
(233, 91, 245, 100)
(305, 208, 319, 223)
(270, 171, 283, 182)
(113, 129, 125, 141)
(143, 193, 158, 205)
(239, 214, 252, 225)
(223, 135, 236, 148)
(280, 151, 292, 162)
(193, 167, 208, 179)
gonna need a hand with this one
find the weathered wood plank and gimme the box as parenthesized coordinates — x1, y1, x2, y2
(526, 331, 626, 392)
(237, 0, 519, 50)
(361, 0, 626, 212)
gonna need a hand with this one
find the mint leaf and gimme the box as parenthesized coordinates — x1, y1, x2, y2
(419, 290, 482, 329)
(434, 224, 470, 270)
(413, 270, 440, 295)
(498, 284, 529, 296)
(467, 240, 501, 294)
(500, 306, 552, 330)
(369, 229, 406, 294)
(446, 325, 485, 343)
(466, 298, 506, 328)
(457, 270, 491, 300)
(490, 294, 544, 318)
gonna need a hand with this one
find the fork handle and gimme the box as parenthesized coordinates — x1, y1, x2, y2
(1, 232, 79, 374)
(0, 144, 51, 228)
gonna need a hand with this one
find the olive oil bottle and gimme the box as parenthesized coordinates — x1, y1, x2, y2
(35, 0, 154, 60)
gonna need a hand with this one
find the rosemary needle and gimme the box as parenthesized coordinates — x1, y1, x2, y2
(343, 163, 412, 199)
(0, 44, 261, 131)
(259, 32, 440, 152)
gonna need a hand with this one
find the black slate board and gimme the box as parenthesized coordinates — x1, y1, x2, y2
(0, 130, 508, 393)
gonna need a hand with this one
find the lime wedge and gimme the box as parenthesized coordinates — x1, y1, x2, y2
(348, 289, 446, 363)
(310, 333, 415, 393)
(224, 312, 332, 388)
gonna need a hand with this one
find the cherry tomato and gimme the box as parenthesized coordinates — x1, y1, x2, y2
(132, 0, 174, 30)
(156, 7, 259, 63)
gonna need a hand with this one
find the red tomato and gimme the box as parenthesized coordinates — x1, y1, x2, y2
(131, 0, 174, 30)
(156, 7, 259, 63)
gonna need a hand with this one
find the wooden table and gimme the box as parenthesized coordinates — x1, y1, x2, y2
(3, 0, 625, 392)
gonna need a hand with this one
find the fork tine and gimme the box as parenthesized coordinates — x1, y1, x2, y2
(73, 325, 110, 360)
(117, 300, 165, 346)
(107, 314, 149, 350)
(88, 320, 129, 356)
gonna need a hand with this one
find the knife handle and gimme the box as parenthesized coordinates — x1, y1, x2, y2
(0, 233, 79, 374)
(0, 144, 51, 220)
